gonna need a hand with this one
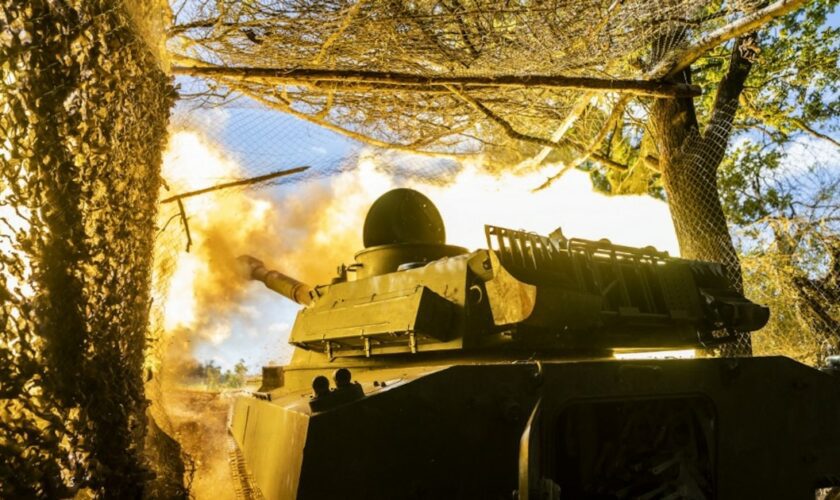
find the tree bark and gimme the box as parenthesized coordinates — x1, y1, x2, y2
(652, 93, 742, 282)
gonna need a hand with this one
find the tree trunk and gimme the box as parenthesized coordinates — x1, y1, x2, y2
(652, 95, 751, 355)
(651, 93, 743, 288)
(650, 35, 759, 356)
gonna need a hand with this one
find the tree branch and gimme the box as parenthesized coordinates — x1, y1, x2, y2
(512, 92, 595, 172)
(172, 65, 702, 98)
(642, 154, 662, 173)
(168, 15, 293, 35)
(177, 199, 192, 253)
(701, 33, 757, 146)
(393, 0, 473, 68)
(160, 166, 310, 204)
(312, 1, 367, 65)
(789, 117, 840, 148)
(650, 0, 807, 78)
(535, 95, 631, 191)
(442, 0, 482, 60)
(447, 85, 628, 171)
(742, 98, 840, 149)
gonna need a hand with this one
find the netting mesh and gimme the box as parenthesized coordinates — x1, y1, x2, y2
(2, 0, 837, 496)
(166, 0, 771, 162)
(156, 84, 838, 491)
(171, 0, 759, 76)
(651, 97, 754, 355)
(723, 145, 840, 365)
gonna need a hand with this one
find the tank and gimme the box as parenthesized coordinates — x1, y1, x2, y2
(229, 188, 840, 499)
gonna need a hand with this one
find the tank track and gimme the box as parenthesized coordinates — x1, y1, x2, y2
(228, 431, 263, 500)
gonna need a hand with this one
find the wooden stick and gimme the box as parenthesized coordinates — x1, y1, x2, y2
(172, 65, 702, 98)
(160, 166, 310, 204)
(177, 198, 192, 252)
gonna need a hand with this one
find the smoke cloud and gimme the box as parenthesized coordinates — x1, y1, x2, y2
(152, 126, 679, 499)
(156, 128, 680, 372)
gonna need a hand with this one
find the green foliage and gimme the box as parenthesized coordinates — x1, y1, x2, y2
(186, 359, 250, 389)
(707, 2, 840, 363)
(695, 1, 838, 139)
(718, 137, 839, 363)
(718, 142, 788, 226)
(741, 2, 838, 138)
(596, 1, 838, 202)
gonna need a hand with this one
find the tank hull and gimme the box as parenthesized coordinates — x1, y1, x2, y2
(230, 356, 840, 499)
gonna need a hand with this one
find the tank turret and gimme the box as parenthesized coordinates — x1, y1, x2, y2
(238, 188, 768, 359)
(353, 188, 468, 278)
(228, 188, 840, 500)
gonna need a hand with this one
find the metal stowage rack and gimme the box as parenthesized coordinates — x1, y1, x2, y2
(485, 225, 675, 319)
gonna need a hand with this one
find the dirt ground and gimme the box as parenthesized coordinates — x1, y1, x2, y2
(164, 388, 239, 499)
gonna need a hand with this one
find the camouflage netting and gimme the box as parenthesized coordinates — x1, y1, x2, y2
(166, 0, 768, 159)
(0, 0, 176, 497)
(0, 0, 835, 495)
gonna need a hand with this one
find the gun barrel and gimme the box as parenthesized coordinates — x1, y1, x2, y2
(238, 255, 313, 306)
